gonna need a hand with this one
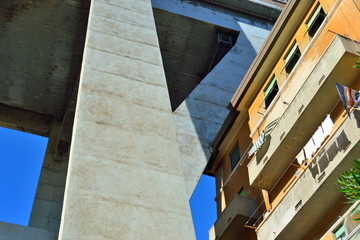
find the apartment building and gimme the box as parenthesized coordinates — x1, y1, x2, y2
(205, 0, 360, 239)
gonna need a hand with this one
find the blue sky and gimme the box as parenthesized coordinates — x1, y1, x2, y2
(0, 126, 216, 239)
(0, 127, 47, 225)
(190, 175, 216, 239)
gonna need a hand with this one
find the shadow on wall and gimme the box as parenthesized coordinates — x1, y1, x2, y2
(183, 27, 258, 147)
(309, 130, 350, 180)
(309, 110, 360, 181)
(255, 136, 271, 165)
(174, 21, 271, 195)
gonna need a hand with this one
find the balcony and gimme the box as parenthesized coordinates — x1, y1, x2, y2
(255, 110, 360, 240)
(210, 195, 257, 240)
(247, 35, 360, 190)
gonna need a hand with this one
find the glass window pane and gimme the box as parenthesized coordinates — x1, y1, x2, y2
(230, 144, 240, 171)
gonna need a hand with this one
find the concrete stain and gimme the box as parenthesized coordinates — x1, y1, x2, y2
(3, 0, 54, 22)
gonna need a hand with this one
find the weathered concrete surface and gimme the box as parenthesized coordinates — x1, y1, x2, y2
(0, 221, 57, 240)
(0, 0, 89, 118)
(199, 0, 284, 20)
(58, 0, 195, 239)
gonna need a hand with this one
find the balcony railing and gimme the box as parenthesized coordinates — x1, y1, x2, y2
(247, 109, 360, 239)
(211, 194, 257, 240)
(245, 107, 340, 229)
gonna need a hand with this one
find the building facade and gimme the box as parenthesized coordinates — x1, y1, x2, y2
(0, 0, 284, 239)
(205, 0, 360, 239)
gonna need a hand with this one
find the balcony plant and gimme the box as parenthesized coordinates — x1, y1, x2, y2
(355, 51, 360, 69)
(337, 159, 360, 208)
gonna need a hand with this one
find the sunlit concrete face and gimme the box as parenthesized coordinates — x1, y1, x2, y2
(58, 0, 195, 239)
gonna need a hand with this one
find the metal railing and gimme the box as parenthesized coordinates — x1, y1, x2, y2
(245, 102, 347, 230)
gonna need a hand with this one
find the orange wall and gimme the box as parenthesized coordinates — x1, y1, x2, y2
(247, 0, 360, 139)
(215, 118, 263, 214)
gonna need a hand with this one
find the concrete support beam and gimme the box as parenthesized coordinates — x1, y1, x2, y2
(29, 120, 69, 233)
(0, 222, 57, 240)
(174, 27, 271, 197)
(58, 0, 195, 239)
(199, 0, 283, 20)
(151, 0, 275, 59)
(151, 0, 274, 39)
(0, 104, 52, 137)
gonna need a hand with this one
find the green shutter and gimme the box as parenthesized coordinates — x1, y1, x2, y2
(239, 187, 246, 197)
(334, 225, 345, 238)
(284, 43, 299, 65)
(306, 4, 322, 30)
(264, 76, 277, 97)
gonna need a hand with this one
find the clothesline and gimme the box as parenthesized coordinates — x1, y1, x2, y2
(296, 114, 334, 165)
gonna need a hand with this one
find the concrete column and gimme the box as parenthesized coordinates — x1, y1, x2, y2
(58, 0, 195, 239)
(29, 120, 68, 233)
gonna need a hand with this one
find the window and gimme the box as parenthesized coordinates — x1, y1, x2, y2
(230, 144, 240, 171)
(306, 4, 326, 38)
(284, 43, 301, 74)
(264, 76, 279, 108)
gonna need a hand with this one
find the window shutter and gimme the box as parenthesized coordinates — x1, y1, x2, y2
(284, 43, 299, 65)
(264, 76, 277, 98)
(306, 4, 322, 30)
(334, 225, 345, 238)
